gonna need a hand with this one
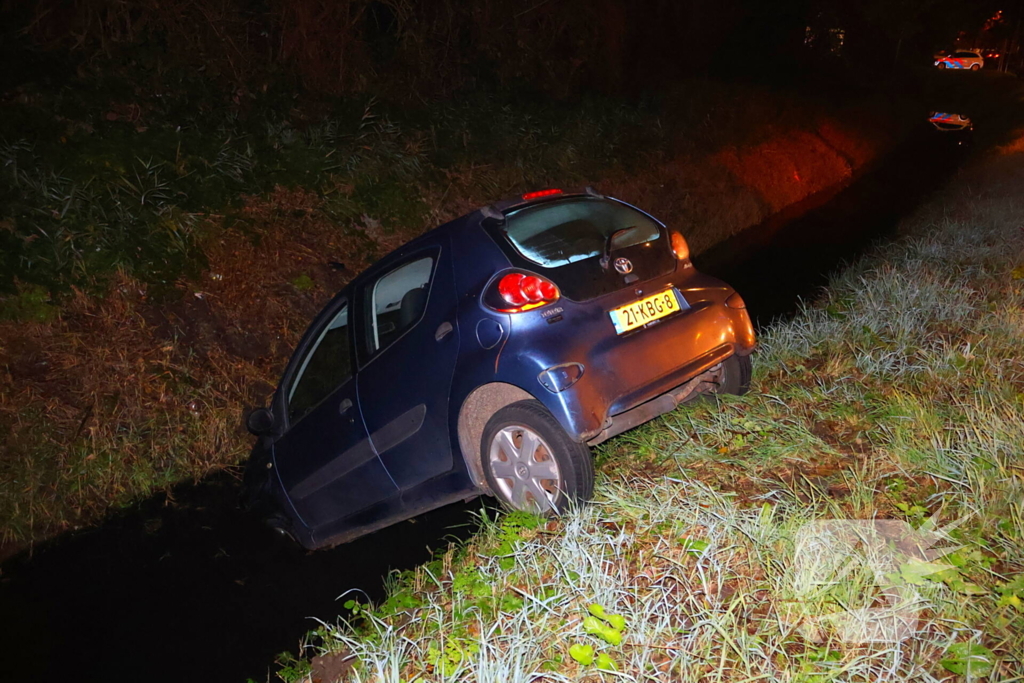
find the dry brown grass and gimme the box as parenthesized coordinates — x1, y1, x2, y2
(0, 276, 245, 546)
(0, 185, 393, 549)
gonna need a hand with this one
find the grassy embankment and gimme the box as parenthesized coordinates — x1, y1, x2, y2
(284, 119, 1024, 680)
(0, 74, 900, 549)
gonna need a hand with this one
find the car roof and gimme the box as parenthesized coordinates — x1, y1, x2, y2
(479, 187, 604, 218)
(359, 187, 613, 278)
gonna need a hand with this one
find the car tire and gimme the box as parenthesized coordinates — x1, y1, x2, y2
(712, 353, 752, 396)
(481, 400, 594, 515)
(971, 64, 980, 71)
(938, 63, 947, 69)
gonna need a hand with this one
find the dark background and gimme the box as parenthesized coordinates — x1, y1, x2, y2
(0, 0, 1013, 99)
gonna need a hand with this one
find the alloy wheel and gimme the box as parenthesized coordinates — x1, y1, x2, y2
(487, 425, 563, 513)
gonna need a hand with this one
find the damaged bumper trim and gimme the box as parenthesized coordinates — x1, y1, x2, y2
(584, 346, 732, 446)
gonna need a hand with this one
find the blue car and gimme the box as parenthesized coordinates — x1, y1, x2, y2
(244, 188, 756, 549)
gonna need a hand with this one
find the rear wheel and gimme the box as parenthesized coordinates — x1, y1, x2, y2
(712, 353, 752, 396)
(481, 400, 594, 515)
(971, 63, 981, 71)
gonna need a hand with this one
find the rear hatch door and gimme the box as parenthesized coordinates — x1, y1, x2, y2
(486, 196, 677, 301)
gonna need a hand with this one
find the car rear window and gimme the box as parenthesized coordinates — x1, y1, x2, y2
(503, 197, 661, 268)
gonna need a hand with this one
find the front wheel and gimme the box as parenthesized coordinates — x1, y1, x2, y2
(481, 400, 594, 515)
(938, 63, 947, 69)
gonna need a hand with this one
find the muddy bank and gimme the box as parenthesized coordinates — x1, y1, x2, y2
(696, 122, 972, 326)
(607, 104, 905, 256)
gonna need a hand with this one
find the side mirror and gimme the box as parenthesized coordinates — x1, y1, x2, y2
(246, 407, 276, 436)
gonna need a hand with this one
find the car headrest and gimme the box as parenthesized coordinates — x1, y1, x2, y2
(398, 287, 428, 329)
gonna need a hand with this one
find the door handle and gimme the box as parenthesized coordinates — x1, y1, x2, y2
(435, 321, 454, 342)
(338, 398, 353, 415)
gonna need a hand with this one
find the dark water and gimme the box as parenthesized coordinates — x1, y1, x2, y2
(0, 472, 483, 682)
(0, 114, 977, 683)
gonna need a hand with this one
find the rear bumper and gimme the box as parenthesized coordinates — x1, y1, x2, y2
(584, 348, 727, 445)
(545, 301, 754, 442)
(493, 269, 756, 445)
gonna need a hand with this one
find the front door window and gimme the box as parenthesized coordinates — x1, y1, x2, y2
(287, 303, 351, 423)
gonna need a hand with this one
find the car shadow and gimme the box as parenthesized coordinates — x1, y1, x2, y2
(0, 471, 483, 683)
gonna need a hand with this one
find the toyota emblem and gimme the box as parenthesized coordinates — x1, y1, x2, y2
(613, 257, 633, 275)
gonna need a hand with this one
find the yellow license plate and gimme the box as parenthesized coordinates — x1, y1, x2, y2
(609, 289, 686, 334)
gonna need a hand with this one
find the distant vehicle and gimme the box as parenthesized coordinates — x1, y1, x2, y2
(927, 112, 973, 149)
(935, 50, 984, 70)
(928, 112, 973, 132)
(243, 188, 756, 549)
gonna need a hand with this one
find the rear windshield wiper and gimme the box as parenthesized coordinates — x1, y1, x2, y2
(600, 227, 633, 270)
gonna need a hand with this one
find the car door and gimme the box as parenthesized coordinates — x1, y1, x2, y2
(356, 242, 461, 491)
(272, 297, 398, 529)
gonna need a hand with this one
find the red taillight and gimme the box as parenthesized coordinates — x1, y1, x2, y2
(520, 276, 557, 301)
(522, 188, 563, 201)
(498, 273, 528, 306)
(494, 272, 560, 312)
